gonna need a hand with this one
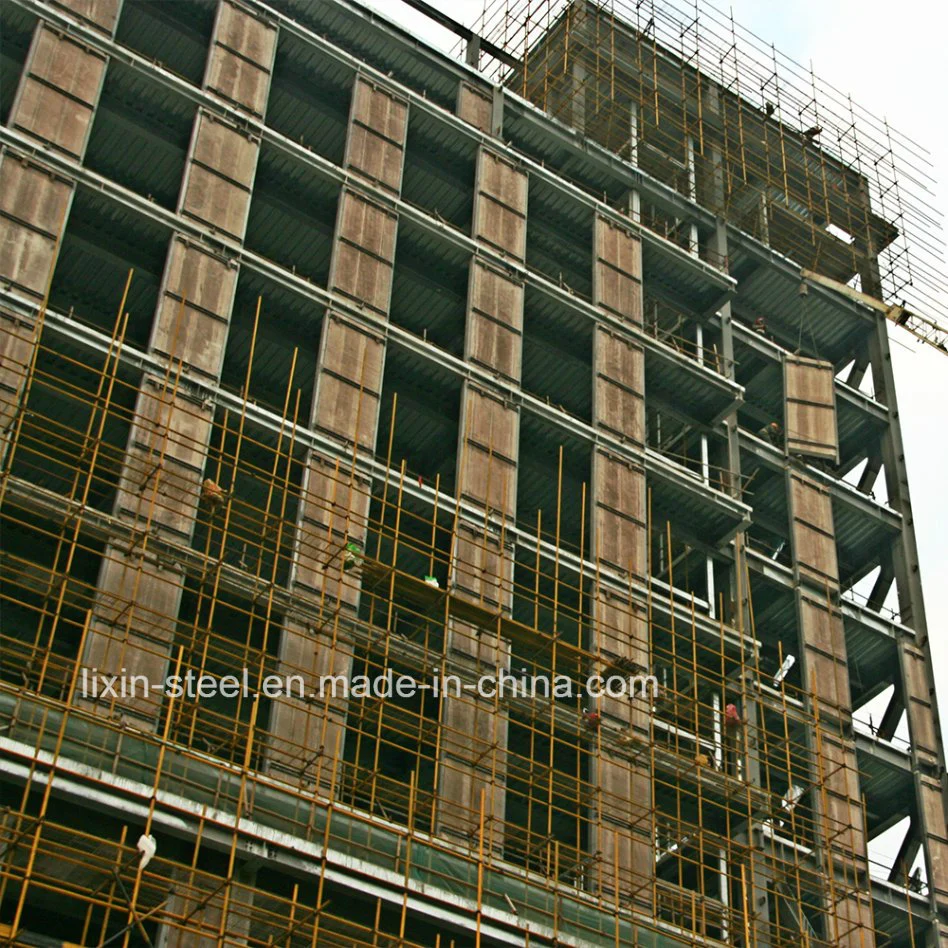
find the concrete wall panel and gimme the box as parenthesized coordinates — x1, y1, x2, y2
(346, 78, 408, 192)
(458, 385, 518, 516)
(439, 672, 509, 851)
(330, 192, 399, 313)
(151, 240, 237, 378)
(452, 523, 507, 607)
(112, 382, 213, 538)
(594, 216, 643, 325)
(469, 260, 523, 328)
(321, 314, 386, 393)
(80, 0, 275, 732)
(181, 112, 259, 238)
(266, 620, 351, 788)
(467, 261, 523, 380)
(457, 82, 492, 132)
(55, 0, 122, 32)
(468, 312, 521, 380)
(902, 643, 940, 768)
(589, 213, 650, 904)
(463, 385, 518, 457)
(191, 114, 258, 188)
(0, 160, 73, 235)
(312, 372, 380, 451)
(790, 473, 839, 588)
(919, 775, 948, 909)
(785, 355, 838, 462)
(206, 1, 276, 116)
(12, 28, 106, 157)
(474, 151, 527, 260)
(0, 219, 60, 300)
(81, 551, 185, 725)
(591, 452, 646, 576)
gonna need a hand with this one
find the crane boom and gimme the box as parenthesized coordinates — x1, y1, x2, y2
(800, 269, 948, 356)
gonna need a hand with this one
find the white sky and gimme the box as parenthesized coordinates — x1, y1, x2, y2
(379, 0, 947, 876)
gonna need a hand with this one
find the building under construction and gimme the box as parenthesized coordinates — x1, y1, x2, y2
(2, 0, 948, 944)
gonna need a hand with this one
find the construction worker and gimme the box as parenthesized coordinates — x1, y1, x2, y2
(342, 540, 363, 572)
(778, 783, 804, 827)
(201, 478, 227, 511)
(752, 316, 768, 336)
(759, 421, 783, 447)
(582, 708, 601, 731)
(724, 702, 744, 776)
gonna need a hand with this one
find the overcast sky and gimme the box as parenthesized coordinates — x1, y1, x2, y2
(380, 0, 947, 872)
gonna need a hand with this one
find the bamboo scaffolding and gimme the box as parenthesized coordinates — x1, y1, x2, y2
(0, 310, 882, 946)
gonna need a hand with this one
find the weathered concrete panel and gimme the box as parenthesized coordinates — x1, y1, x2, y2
(785, 355, 838, 462)
(457, 82, 492, 132)
(293, 456, 373, 612)
(0, 217, 60, 300)
(596, 216, 643, 278)
(591, 451, 647, 576)
(920, 775, 948, 909)
(191, 111, 259, 188)
(12, 28, 106, 156)
(267, 77, 405, 793)
(266, 619, 351, 789)
(160, 867, 255, 948)
(337, 190, 399, 259)
(590, 759, 652, 905)
(902, 643, 940, 768)
(329, 192, 399, 313)
(351, 77, 409, 145)
(468, 312, 521, 380)
(55, 0, 122, 32)
(0, 7, 116, 464)
(439, 686, 509, 851)
(458, 444, 516, 517)
(79, 0, 275, 734)
(458, 386, 518, 517)
(474, 150, 527, 260)
(331, 243, 393, 312)
(831, 891, 876, 948)
(312, 312, 386, 452)
(0, 310, 34, 453)
(321, 314, 386, 393)
(81, 549, 184, 727)
(205, 0, 276, 116)
(469, 259, 523, 328)
(113, 380, 213, 538)
(789, 472, 839, 588)
(438, 147, 522, 855)
(463, 384, 518, 457)
(181, 163, 250, 238)
(346, 78, 408, 192)
(466, 261, 523, 380)
(215, 0, 277, 68)
(0, 160, 73, 236)
(594, 216, 643, 325)
(312, 373, 380, 451)
(594, 327, 645, 445)
(152, 239, 237, 378)
(452, 522, 508, 608)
